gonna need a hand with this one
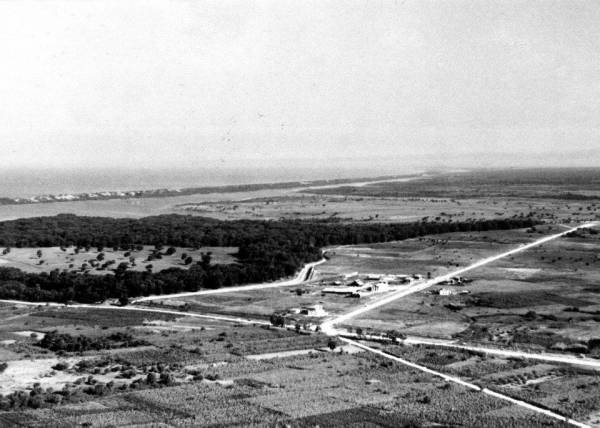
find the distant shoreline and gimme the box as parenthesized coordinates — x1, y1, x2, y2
(0, 174, 422, 207)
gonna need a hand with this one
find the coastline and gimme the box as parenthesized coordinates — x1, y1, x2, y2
(0, 174, 423, 207)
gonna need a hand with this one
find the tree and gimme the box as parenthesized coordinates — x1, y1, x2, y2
(146, 372, 157, 385)
(36, 249, 42, 258)
(327, 337, 338, 351)
(159, 372, 175, 386)
(269, 312, 285, 327)
(115, 262, 129, 277)
(200, 252, 212, 268)
(386, 330, 406, 342)
(184, 256, 193, 265)
(184, 265, 206, 291)
(28, 395, 43, 409)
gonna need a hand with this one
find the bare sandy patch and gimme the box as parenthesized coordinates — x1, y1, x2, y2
(0, 358, 81, 395)
(13, 330, 46, 340)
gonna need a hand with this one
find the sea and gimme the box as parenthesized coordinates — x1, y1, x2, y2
(0, 162, 418, 199)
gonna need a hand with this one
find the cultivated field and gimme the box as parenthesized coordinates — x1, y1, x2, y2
(0, 301, 571, 428)
(372, 341, 600, 426)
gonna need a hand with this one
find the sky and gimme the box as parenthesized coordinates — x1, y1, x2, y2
(0, 0, 599, 170)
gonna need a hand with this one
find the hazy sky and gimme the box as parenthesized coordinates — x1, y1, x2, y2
(0, 0, 599, 169)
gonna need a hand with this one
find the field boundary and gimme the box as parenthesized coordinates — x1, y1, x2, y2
(340, 337, 590, 428)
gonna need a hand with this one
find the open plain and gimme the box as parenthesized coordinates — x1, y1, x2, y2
(1, 169, 600, 427)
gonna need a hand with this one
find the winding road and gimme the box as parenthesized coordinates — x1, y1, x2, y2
(131, 258, 325, 303)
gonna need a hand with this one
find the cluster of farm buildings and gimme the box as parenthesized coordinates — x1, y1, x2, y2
(281, 272, 474, 321)
(321, 272, 423, 298)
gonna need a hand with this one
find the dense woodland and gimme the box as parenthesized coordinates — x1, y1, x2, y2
(0, 214, 539, 303)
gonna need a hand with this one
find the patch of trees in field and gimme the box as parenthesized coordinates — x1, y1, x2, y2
(0, 358, 179, 411)
(38, 331, 149, 353)
(0, 215, 539, 303)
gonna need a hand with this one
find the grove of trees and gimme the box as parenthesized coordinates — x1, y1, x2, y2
(0, 214, 539, 303)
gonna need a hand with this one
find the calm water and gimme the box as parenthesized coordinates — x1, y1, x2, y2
(0, 163, 418, 198)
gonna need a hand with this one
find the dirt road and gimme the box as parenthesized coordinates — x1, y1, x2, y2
(0, 299, 268, 325)
(131, 258, 326, 303)
(321, 222, 598, 334)
(341, 337, 590, 428)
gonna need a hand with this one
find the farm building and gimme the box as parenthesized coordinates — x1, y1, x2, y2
(299, 304, 327, 316)
(323, 286, 363, 294)
(351, 281, 391, 298)
(439, 276, 471, 285)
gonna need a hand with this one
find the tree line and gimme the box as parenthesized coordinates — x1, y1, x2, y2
(0, 214, 539, 303)
(38, 331, 149, 353)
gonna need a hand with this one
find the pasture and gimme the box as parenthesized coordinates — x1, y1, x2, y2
(0, 245, 237, 275)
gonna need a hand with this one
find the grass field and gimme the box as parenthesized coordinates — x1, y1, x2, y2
(160, 279, 377, 322)
(318, 228, 544, 289)
(1, 171, 597, 225)
(0, 245, 237, 274)
(346, 227, 600, 353)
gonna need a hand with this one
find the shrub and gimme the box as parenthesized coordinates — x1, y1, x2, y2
(51, 362, 69, 371)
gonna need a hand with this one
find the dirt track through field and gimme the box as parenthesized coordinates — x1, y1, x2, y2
(0, 300, 269, 325)
(321, 222, 598, 334)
